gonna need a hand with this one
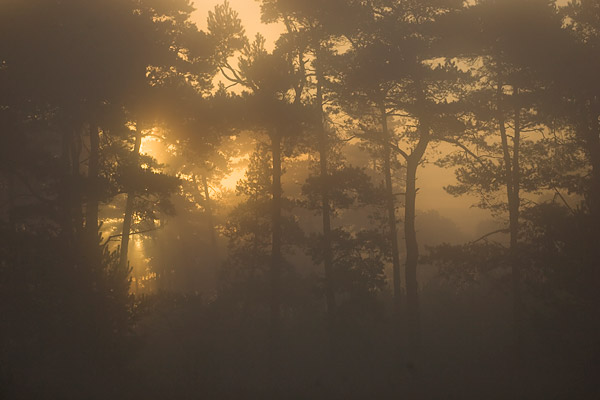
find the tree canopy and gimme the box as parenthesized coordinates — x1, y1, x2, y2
(1, 1, 599, 399)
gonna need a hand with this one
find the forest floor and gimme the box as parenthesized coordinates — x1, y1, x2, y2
(114, 292, 599, 400)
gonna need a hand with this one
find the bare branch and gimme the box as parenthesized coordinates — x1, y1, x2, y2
(551, 186, 575, 214)
(439, 137, 488, 167)
(340, 135, 359, 143)
(389, 142, 410, 160)
(102, 227, 162, 248)
(470, 228, 510, 244)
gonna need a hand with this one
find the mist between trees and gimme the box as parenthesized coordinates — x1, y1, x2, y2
(1, 1, 599, 399)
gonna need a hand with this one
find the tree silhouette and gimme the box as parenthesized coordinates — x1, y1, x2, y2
(335, 0, 466, 356)
(439, 0, 569, 361)
(2, 1, 600, 398)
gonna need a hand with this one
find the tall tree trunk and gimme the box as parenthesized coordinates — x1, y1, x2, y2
(498, 84, 523, 360)
(60, 130, 74, 242)
(71, 128, 84, 238)
(404, 111, 430, 360)
(202, 175, 217, 249)
(589, 100, 600, 296)
(7, 173, 16, 232)
(202, 174, 220, 289)
(86, 125, 100, 240)
(511, 89, 522, 360)
(119, 127, 142, 271)
(589, 128, 600, 219)
(404, 156, 419, 347)
(589, 100, 600, 321)
(270, 129, 283, 346)
(60, 127, 83, 243)
(316, 62, 336, 325)
(583, 99, 600, 219)
(380, 103, 402, 317)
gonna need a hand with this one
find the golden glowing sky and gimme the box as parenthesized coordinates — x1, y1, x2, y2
(193, 0, 570, 42)
(189, 1, 518, 236)
(193, 0, 284, 50)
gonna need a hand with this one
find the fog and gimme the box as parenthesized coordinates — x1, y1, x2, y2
(1, 0, 598, 399)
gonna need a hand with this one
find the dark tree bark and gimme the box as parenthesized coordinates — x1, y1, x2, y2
(86, 125, 100, 239)
(511, 90, 523, 360)
(586, 101, 600, 296)
(270, 129, 283, 345)
(202, 174, 217, 249)
(498, 83, 523, 360)
(380, 103, 402, 317)
(404, 156, 419, 339)
(588, 128, 600, 218)
(316, 60, 336, 325)
(119, 127, 142, 271)
(202, 173, 220, 288)
(60, 128, 76, 243)
(403, 134, 429, 357)
(7, 174, 16, 232)
(581, 99, 600, 220)
(396, 80, 431, 359)
(71, 128, 84, 238)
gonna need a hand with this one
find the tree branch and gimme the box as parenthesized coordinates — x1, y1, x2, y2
(102, 227, 162, 248)
(439, 137, 488, 167)
(389, 142, 410, 160)
(551, 185, 575, 214)
(470, 228, 510, 244)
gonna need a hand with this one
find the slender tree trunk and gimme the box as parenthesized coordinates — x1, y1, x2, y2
(316, 62, 336, 325)
(498, 83, 523, 360)
(71, 128, 84, 238)
(511, 89, 523, 359)
(403, 106, 430, 360)
(119, 127, 142, 271)
(589, 101, 600, 322)
(59, 126, 83, 242)
(270, 129, 283, 346)
(404, 156, 420, 347)
(202, 174, 220, 289)
(583, 99, 600, 219)
(202, 175, 218, 249)
(60, 130, 74, 242)
(589, 130, 600, 219)
(7, 173, 16, 232)
(380, 103, 402, 317)
(86, 125, 100, 240)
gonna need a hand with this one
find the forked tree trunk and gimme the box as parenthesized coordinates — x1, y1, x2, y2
(403, 110, 430, 361)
